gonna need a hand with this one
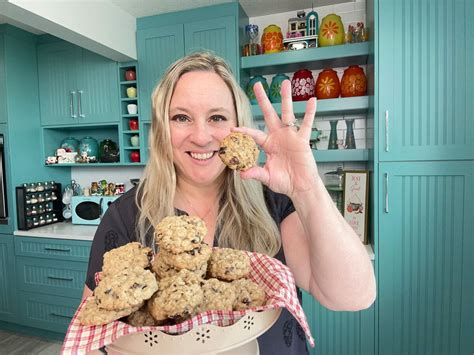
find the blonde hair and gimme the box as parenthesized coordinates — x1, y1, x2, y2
(135, 52, 281, 256)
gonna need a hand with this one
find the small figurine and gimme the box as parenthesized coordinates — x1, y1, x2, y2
(90, 182, 99, 195)
(287, 10, 307, 38)
(104, 182, 116, 196)
(99, 180, 108, 195)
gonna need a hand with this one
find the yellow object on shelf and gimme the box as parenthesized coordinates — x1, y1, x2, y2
(318, 14, 345, 47)
(261, 25, 283, 54)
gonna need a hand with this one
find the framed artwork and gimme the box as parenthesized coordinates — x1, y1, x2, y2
(343, 170, 369, 244)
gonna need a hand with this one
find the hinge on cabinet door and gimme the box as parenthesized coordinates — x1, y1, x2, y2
(384, 172, 389, 213)
(70, 91, 77, 118)
(385, 110, 389, 152)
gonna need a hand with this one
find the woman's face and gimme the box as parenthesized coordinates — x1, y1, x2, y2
(169, 71, 237, 187)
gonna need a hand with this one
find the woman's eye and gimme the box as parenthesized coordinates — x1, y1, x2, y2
(170, 114, 190, 123)
(210, 115, 227, 122)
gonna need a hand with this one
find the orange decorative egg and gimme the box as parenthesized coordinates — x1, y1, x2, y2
(315, 68, 341, 99)
(261, 25, 283, 54)
(340, 65, 367, 97)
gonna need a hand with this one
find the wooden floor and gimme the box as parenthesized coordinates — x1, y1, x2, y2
(0, 330, 62, 355)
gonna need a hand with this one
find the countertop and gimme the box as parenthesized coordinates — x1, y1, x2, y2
(13, 222, 376, 260)
(14, 222, 97, 241)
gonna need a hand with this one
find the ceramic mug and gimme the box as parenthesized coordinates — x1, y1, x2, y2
(126, 87, 137, 98)
(127, 104, 138, 115)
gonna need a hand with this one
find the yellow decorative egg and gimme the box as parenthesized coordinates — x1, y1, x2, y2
(318, 14, 345, 47)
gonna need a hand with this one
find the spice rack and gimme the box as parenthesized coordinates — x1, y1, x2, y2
(119, 62, 143, 164)
(16, 182, 63, 230)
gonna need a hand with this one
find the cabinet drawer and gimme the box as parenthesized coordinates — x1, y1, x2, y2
(16, 257, 87, 298)
(18, 291, 80, 334)
(15, 236, 91, 262)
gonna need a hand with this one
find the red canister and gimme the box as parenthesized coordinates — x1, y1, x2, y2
(340, 65, 367, 97)
(315, 68, 341, 99)
(291, 69, 315, 101)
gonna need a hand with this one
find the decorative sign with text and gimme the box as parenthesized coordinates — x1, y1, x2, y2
(343, 170, 369, 244)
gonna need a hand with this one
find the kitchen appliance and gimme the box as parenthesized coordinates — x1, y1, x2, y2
(0, 135, 7, 224)
(71, 195, 118, 225)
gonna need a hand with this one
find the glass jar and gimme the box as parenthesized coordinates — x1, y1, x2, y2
(324, 168, 344, 213)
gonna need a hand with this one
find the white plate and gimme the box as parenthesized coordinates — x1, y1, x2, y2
(106, 308, 281, 354)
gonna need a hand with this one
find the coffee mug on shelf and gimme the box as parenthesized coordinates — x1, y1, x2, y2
(127, 104, 138, 115)
(126, 87, 137, 98)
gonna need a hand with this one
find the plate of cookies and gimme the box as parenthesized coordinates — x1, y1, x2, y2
(61, 215, 314, 354)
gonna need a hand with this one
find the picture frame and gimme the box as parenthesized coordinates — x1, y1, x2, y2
(342, 170, 369, 244)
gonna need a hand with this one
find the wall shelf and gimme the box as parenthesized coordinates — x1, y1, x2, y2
(241, 42, 370, 76)
(258, 148, 369, 164)
(251, 96, 370, 119)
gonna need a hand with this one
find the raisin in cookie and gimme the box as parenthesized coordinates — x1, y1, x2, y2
(155, 216, 207, 254)
(232, 278, 266, 310)
(147, 269, 203, 322)
(102, 242, 153, 277)
(200, 278, 236, 312)
(218, 132, 258, 171)
(159, 242, 211, 271)
(208, 248, 251, 281)
(151, 253, 207, 280)
(78, 297, 142, 326)
(94, 266, 158, 311)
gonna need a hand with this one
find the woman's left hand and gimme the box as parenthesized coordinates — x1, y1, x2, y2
(232, 79, 319, 198)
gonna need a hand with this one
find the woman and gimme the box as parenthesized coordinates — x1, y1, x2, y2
(83, 52, 376, 354)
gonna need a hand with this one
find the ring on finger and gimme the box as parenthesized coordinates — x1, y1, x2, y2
(284, 119, 299, 129)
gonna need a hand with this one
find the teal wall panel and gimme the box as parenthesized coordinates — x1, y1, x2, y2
(378, 161, 473, 354)
(0, 234, 16, 322)
(378, 0, 473, 161)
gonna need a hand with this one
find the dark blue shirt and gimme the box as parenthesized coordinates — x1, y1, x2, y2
(86, 187, 309, 355)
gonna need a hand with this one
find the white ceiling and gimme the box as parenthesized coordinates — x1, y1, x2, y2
(0, 0, 351, 34)
(108, 0, 350, 18)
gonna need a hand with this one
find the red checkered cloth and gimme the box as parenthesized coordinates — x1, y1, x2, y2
(61, 251, 315, 354)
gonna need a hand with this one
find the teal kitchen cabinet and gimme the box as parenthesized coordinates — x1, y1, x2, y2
(37, 40, 119, 126)
(377, 161, 473, 354)
(303, 291, 375, 355)
(377, 0, 474, 161)
(137, 24, 185, 123)
(137, 3, 247, 122)
(0, 234, 17, 323)
(14, 236, 91, 334)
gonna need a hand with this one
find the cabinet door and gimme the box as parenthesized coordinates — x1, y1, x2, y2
(0, 234, 16, 322)
(378, 0, 474, 161)
(302, 290, 375, 355)
(137, 24, 185, 122)
(37, 41, 80, 126)
(378, 161, 473, 354)
(77, 49, 119, 124)
(184, 16, 237, 76)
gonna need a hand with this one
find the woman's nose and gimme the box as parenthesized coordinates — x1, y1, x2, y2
(191, 121, 213, 145)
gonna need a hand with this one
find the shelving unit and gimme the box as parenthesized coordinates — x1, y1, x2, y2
(119, 62, 142, 164)
(242, 42, 373, 163)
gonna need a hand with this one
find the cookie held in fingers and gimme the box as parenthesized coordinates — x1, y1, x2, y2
(154, 215, 207, 254)
(94, 266, 158, 311)
(208, 248, 251, 281)
(218, 132, 259, 171)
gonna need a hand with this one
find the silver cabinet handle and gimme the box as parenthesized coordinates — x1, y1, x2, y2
(50, 313, 72, 319)
(70, 91, 77, 118)
(78, 90, 85, 118)
(384, 173, 389, 213)
(385, 110, 389, 152)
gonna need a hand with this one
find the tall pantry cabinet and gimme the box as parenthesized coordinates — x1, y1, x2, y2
(375, 0, 473, 354)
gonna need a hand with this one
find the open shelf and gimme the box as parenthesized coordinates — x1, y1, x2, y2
(241, 42, 370, 76)
(258, 148, 369, 164)
(251, 96, 370, 119)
